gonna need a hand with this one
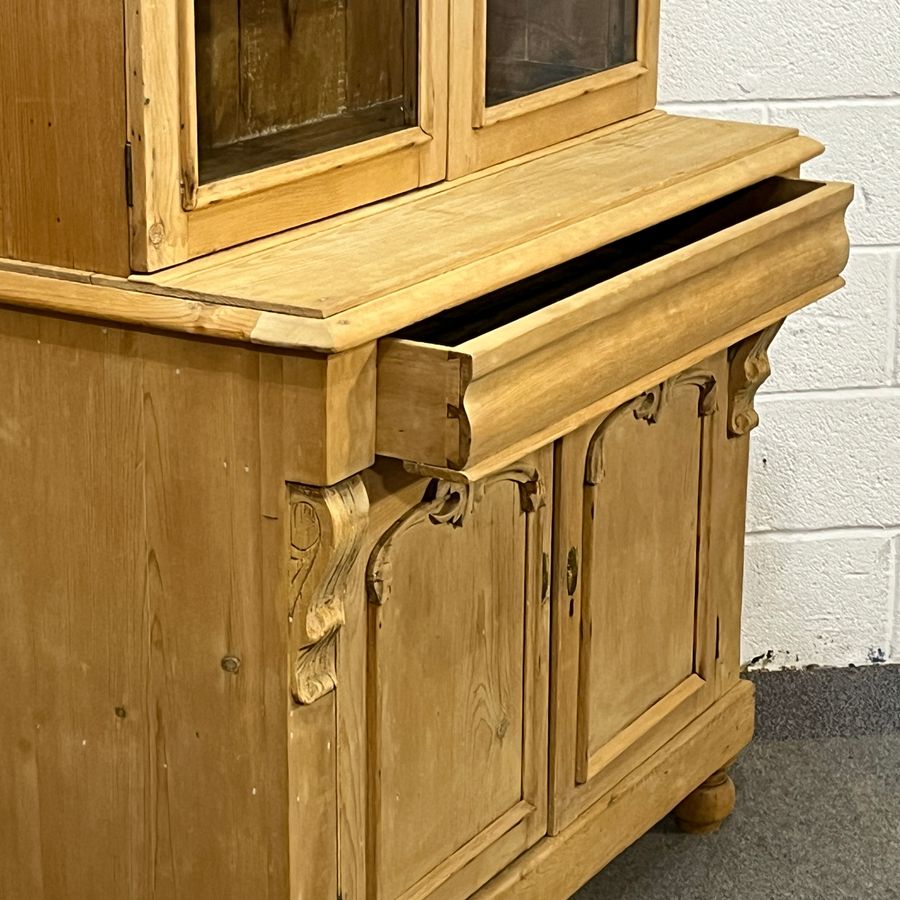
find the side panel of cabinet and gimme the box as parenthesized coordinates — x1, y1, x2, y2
(360, 451, 551, 900)
(0, 311, 304, 899)
(0, 308, 383, 900)
(0, 0, 130, 273)
(550, 354, 728, 833)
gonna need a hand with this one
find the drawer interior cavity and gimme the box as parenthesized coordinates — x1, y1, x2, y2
(395, 177, 824, 347)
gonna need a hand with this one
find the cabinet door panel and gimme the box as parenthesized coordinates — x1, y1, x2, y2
(551, 358, 725, 832)
(373, 482, 525, 896)
(363, 453, 551, 899)
(580, 382, 700, 761)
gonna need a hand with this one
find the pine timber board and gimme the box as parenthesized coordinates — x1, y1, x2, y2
(374, 178, 852, 470)
(132, 114, 822, 316)
(0, 0, 130, 274)
(0, 114, 827, 352)
(473, 680, 756, 899)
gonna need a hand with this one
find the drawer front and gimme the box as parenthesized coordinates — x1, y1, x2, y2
(376, 177, 852, 472)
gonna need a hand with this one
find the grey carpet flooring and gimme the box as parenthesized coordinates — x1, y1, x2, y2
(574, 666, 900, 900)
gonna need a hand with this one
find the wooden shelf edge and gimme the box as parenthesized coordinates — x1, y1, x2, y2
(398, 277, 844, 482)
(0, 115, 831, 352)
(0, 268, 265, 348)
(472, 680, 756, 900)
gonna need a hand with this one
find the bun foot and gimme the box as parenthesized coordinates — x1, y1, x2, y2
(674, 769, 736, 835)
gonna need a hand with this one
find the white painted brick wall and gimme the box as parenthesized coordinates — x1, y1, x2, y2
(659, 1, 900, 668)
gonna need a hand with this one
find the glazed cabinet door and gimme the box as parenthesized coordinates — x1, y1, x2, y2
(127, 0, 448, 270)
(356, 449, 552, 899)
(448, 0, 659, 176)
(550, 353, 732, 832)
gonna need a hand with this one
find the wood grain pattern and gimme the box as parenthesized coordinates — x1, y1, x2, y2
(363, 452, 551, 899)
(2, 115, 829, 352)
(728, 321, 785, 436)
(285, 476, 369, 900)
(194, 0, 413, 156)
(193, 0, 240, 152)
(476, 681, 756, 899)
(235, 0, 347, 141)
(346, 0, 416, 113)
(139, 115, 815, 319)
(0, 310, 301, 899)
(389, 279, 844, 488)
(126, 0, 192, 270)
(0, 309, 380, 899)
(0, 19, 852, 891)
(674, 769, 737, 834)
(549, 358, 727, 834)
(287, 697, 340, 899)
(198, 101, 412, 184)
(371, 480, 526, 898)
(129, 0, 447, 270)
(376, 178, 851, 471)
(193, 0, 417, 183)
(579, 377, 708, 762)
(0, 0, 129, 273)
(288, 479, 368, 704)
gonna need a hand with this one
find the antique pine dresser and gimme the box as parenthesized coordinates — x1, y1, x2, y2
(0, 1, 852, 898)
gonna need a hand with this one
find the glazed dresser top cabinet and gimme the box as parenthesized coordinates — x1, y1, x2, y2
(2, 0, 658, 273)
(0, 3, 851, 900)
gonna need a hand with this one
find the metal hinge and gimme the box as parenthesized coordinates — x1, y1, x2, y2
(124, 143, 134, 208)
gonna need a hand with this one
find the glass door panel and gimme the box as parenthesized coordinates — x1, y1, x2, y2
(194, 0, 419, 184)
(485, 0, 638, 106)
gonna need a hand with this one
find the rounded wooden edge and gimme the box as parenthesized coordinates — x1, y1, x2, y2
(674, 769, 737, 835)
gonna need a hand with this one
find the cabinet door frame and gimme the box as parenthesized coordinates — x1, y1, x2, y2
(447, 0, 659, 178)
(126, 0, 449, 272)
(360, 452, 552, 900)
(549, 357, 725, 834)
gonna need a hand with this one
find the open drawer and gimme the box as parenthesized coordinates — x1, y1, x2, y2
(376, 177, 852, 471)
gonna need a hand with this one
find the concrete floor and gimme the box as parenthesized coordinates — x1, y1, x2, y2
(575, 666, 900, 900)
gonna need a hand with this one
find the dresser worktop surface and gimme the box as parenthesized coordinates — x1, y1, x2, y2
(0, 113, 827, 354)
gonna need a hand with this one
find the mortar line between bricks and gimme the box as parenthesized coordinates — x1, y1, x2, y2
(746, 526, 900, 543)
(887, 537, 899, 660)
(888, 253, 899, 385)
(757, 385, 900, 401)
(663, 95, 900, 108)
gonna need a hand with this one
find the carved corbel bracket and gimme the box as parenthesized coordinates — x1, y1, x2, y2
(727, 321, 784, 437)
(366, 466, 544, 606)
(288, 477, 368, 705)
(586, 369, 718, 484)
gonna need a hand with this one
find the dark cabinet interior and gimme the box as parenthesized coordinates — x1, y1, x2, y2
(485, 0, 639, 105)
(194, 0, 419, 183)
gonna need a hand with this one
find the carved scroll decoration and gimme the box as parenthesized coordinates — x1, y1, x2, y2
(585, 369, 718, 485)
(727, 321, 784, 437)
(366, 466, 544, 606)
(288, 477, 368, 705)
